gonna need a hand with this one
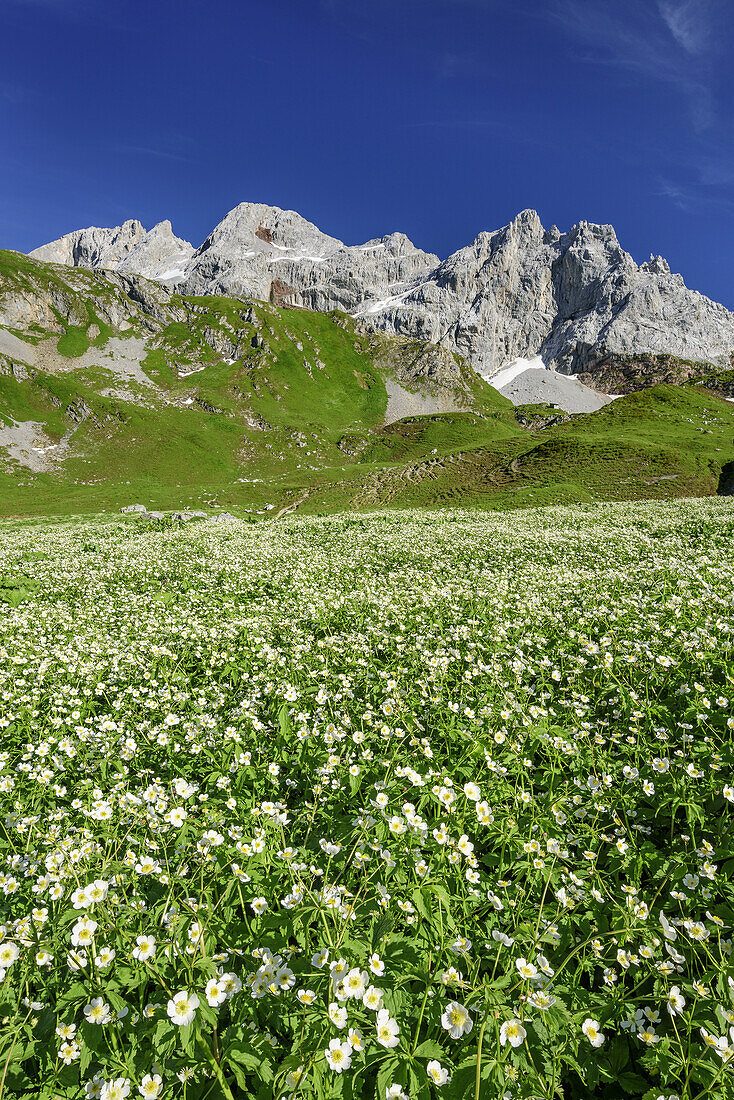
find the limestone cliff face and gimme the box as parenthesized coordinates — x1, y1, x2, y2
(30, 220, 194, 284)
(366, 211, 734, 375)
(28, 204, 734, 377)
(179, 203, 440, 314)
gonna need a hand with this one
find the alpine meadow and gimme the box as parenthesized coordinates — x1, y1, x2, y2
(3, 0, 734, 1098)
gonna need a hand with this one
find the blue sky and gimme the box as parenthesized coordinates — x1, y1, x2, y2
(2, 0, 733, 305)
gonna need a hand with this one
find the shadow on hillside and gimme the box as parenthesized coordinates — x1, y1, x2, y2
(718, 460, 734, 495)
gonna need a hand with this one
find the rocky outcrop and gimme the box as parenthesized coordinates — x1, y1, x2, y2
(575, 352, 732, 394)
(28, 203, 734, 381)
(30, 219, 194, 284)
(719, 461, 734, 496)
(179, 203, 439, 314)
(367, 211, 734, 376)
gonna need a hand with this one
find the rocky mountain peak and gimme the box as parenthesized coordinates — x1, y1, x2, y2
(25, 202, 734, 378)
(197, 202, 344, 261)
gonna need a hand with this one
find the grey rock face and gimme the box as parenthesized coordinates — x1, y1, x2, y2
(117, 220, 194, 283)
(369, 211, 734, 375)
(179, 202, 439, 313)
(30, 219, 194, 284)
(29, 203, 734, 376)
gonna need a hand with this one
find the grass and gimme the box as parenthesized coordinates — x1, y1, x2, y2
(1, 249, 734, 518)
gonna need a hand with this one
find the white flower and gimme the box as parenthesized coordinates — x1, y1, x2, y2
(348, 1028, 364, 1051)
(251, 897, 268, 915)
(582, 1018, 605, 1047)
(132, 936, 155, 962)
(95, 946, 116, 968)
(0, 942, 19, 967)
(639, 1026, 659, 1045)
(58, 1041, 80, 1064)
(659, 911, 678, 941)
(666, 986, 685, 1016)
(205, 979, 227, 1007)
(363, 985, 384, 1011)
(85, 1074, 104, 1098)
(376, 1008, 400, 1048)
(528, 990, 556, 1010)
(499, 1019, 527, 1047)
(86, 880, 109, 905)
(324, 1038, 352, 1072)
(328, 1002, 348, 1028)
(491, 929, 514, 946)
(386, 1087, 408, 1100)
(138, 1075, 162, 1099)
(83, 998, 112, 1025)
(166, 990, 199, 1026)
(441, 1001, 473, 1039)
(342, 968, 369, 999)
(369, 953, 385, 975)
(101, 1080, 131, 1100)
(515, 957, 538, 980)
(71, 918, 97, 948)
(427, 1059, 451, 1085)
(218, 972, 241, 998)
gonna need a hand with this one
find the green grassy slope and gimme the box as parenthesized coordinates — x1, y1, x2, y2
(1, 248, 733, 517)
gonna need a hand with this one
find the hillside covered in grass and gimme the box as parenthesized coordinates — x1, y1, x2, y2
(1, 248, 733, 517)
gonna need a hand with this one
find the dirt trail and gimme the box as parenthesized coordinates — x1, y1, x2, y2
(273, 492, 311, 519)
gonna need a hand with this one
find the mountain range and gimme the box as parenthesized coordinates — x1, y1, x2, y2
(31, 202, 734, 387)
(2, 202, 733, 519)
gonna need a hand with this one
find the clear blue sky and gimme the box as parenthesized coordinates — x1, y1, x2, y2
(2, 0, 733, 305)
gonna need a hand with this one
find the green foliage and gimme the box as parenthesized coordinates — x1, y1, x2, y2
(0, 500, 733, 1097)
(1, 248, 734, 520)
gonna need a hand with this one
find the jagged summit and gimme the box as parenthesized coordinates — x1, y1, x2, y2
(31, 218, 194, 284)
(27, 202, 734, 376)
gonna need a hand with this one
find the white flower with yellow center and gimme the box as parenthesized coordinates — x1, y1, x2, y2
(441, 1001, 473, 1040)
(348, 1027, 364, 1051)
(500, 1019, 526, 1047)
(0, 942, 19, 967)
(328, 1002, 348, 1028)
(376, 1008, 400, 1048)
(138, 1075, 162, 1099)
(205, 979, 227, 1007)
(363, 986, 384, 1011)
(515, 957, 538, 980)
(582, 1018, 605, 1047)
(369, 953, 385, 976)
(166, 990, 199, 1026)
(100, 1078, 130, 1100)
(427, 1060, 451, 1085)
(83, 998, 112, 1026)
(343, 968, 368, 999)
(324, 1039, 352, 1073)
(132, 936, 155, 962)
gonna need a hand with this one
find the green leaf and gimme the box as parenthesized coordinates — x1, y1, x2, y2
(226, 1042, 262, 1072)
(618, 1071, 651, 1095)
(413, 1039, 446, 1059)
(376, 1055, 402, 1100)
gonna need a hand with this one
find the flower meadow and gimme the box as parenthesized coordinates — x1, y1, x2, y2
(1, 500, 734, 1100)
